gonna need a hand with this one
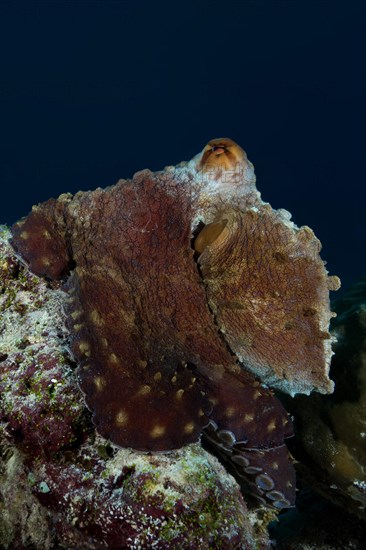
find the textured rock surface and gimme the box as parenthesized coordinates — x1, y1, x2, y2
(0, 227, 270, 549)
(285, 279, 366, 520)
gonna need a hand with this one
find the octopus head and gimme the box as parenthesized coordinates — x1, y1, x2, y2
(192, 138, 256, 189)
(188, 138, 259, 231)
(199, 138, 246, 170)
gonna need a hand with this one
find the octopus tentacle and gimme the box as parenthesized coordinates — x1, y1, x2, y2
(202, 369, 296, 506)
(11, 195, 73, 279)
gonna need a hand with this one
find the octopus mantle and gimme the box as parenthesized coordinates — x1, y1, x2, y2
(11, 138, 340, 509)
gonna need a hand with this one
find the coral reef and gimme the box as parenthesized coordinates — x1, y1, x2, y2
(10, 138, 339, 509)
(285, 279, 366, 519)
(0, 227, 270, 548)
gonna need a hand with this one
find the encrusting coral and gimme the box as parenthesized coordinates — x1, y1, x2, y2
(1, 138, 340, 547)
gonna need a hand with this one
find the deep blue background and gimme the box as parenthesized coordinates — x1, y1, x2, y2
(1, 0, 365, 294)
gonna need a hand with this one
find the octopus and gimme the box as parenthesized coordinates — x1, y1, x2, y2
(11, 138, 340, 509)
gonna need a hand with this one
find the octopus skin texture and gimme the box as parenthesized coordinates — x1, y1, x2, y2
(11, 138, 340, 509)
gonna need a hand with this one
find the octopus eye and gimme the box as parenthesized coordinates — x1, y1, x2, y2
(194, 219, 228, 254)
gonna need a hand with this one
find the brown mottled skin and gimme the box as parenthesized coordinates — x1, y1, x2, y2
(11, 138, 339, 509)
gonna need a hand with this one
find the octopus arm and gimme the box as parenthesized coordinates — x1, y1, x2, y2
(199, 206, 340, 395)
(11, 195, 73, 280)
(63, 267, 214, 452)
(57, 177, 223, 452)
(202, 369, 296, 507)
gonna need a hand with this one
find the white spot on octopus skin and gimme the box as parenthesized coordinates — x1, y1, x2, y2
(89, 309, 104, 326)
(224, 406, 236, 418)
(115, 409, 129, 427)
(94, 376, 106, 392)
(100, 337, 108, 348)
(253, 389, 262, 400)
(78, 341, 91, 356)
(135, 384, 151, 396)
(175, 389, 185, 400)
(183, 422, 195, 435)
(70, 310, 82, 320)
(150, 424, 166, 438)
(109, 352, 119, 365)
(267, 419, 277, 432)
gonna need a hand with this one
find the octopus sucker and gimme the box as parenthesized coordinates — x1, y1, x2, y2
(10, 138, 339, 508)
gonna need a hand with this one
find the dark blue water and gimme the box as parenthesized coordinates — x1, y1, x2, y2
(1, 0, 365, 294)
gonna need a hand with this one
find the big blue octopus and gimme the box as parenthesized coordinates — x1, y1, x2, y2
(11, 138, 340, 509)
